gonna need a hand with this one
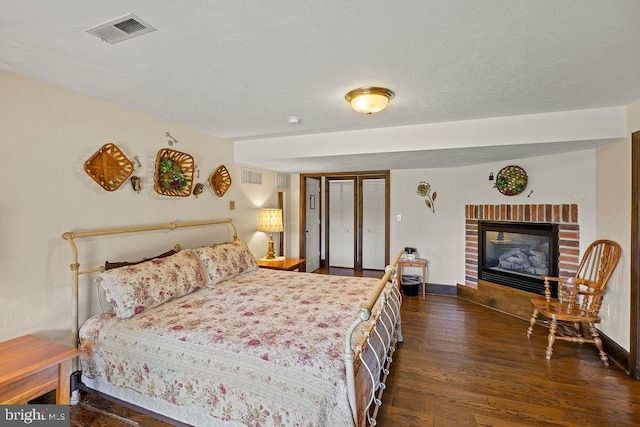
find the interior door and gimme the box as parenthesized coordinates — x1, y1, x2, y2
(329, 179, 355, 268)
(362, 178, 386, 269)
(305, 177, 321, 272)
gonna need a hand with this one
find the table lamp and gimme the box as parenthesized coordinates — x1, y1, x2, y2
(258, 208, 283, 259)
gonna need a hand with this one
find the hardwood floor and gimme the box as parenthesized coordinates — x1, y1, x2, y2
(70, 392, 173, 427)
(376, 295, 640, 426)
(68, 290, 640, 426)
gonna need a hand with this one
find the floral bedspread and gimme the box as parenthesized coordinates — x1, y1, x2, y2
(80, 269, 389, 427)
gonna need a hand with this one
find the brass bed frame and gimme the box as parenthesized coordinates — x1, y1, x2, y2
(62, 218, 403, 426)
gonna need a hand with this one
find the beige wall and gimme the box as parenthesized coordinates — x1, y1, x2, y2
(595, 99, 640, 351)
(0, 71, 286, 342)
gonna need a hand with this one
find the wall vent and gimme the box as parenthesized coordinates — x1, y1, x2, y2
(86, 13, 156, 44)
(275, 174, 290, 189)
(241, 169, 263, 185)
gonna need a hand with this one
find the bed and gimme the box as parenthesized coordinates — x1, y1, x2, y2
(62, 218, 403, 426)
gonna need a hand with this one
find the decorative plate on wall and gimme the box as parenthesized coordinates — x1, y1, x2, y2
(84, 143, 134, 191)
(153, 148, 195, 197)
(209, 165, 232, 197)
(495, 165, 528, 196)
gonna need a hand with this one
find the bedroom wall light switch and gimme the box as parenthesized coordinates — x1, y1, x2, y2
(396, 214, 402, 222)
(229, 200, 236, 210)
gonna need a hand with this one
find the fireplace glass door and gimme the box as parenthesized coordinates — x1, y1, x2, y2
(479, 221, 559, 296)
(485, 232, 550, 277)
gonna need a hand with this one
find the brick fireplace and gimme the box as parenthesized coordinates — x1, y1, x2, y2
(464, 204, 580, 289)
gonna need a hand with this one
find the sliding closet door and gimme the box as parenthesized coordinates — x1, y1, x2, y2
(362, 178, 386, 270)
(328, 180, 355, 268)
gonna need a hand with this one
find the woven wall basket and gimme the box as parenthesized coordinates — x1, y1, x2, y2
(154, 148, 195, 197)
(84, 143, 134, 191)
(209, 165, 232, 197)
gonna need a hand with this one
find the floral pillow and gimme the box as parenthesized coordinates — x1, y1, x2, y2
(99, 249, 207, 319)
(195, 239, 258, 286)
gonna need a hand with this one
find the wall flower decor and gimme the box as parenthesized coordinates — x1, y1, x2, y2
(158, 158, 187, 190)
(416, 181, 437, 213)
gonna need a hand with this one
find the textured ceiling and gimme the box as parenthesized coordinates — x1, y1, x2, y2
(2, 1, 640, 172)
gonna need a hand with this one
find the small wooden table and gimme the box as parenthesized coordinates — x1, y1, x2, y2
(397, 258, 428, 299)
(257, 257, 306, 271)
(0, 335, 80, 404)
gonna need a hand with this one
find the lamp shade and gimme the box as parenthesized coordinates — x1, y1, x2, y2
(258, 209, 284, 233)
(345, 86, 395, 114)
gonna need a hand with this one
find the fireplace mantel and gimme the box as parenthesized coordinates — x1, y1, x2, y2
(464, 204, 579, 289)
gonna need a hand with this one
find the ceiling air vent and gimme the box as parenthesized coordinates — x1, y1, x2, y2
(86, 13, 156, 44)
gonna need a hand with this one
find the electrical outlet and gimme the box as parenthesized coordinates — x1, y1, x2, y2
(229, 200, 235, 210)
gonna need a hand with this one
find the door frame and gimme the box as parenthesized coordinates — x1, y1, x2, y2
(304, 177, 321, 273)
(631, 130, 640, 378)
(299, 170, 390, 270)
(278, 191, 285, 257)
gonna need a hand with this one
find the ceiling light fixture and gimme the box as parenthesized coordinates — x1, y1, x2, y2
(345, 86, 395, 115)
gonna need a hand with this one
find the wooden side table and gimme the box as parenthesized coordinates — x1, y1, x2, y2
(257, 257, 306, 271)
(397, 258, 428, 299)
(0, 335, 80, 404)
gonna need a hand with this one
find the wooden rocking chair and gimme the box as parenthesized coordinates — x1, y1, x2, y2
(526, 239, 621, 366)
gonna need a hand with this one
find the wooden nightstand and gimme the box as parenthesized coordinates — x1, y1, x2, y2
(0, 335, 80, 404)
(397, 258, 428, 299)
(257, 258, 306, 271)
